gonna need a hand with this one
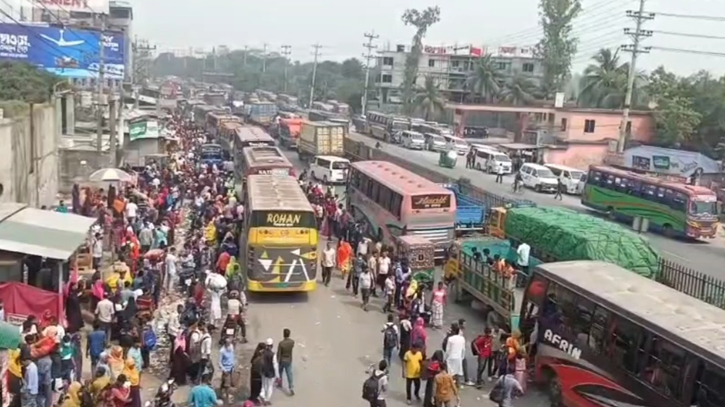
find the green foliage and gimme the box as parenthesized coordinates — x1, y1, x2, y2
(653, 96, 701, 147)
(500, 74, 538, 106)
(152, 50, 365, 111)
(401, 6, 441, 114)
(412, 76, 447, 120)
(0, 62, 60, 104)
(465, 55, 503, 103)
(577, 49, 647, 109)
(536, 0, 581, 96)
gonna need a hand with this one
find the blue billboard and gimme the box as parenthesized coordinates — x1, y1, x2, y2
(0, 23, 126, 79)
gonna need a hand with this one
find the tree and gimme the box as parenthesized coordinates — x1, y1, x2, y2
(412, 76, 447, 120)
(401, 6, 441, 114)
(536, 0, 581, 97)
(577, 48, 628, 108)
(465, 55, 502, 102)
(501, 74, 537, 106)
(0, 62, 62, 103)
(654, 96, 701, 147)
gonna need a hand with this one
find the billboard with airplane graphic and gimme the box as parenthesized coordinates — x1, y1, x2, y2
(0, 23, 125, 79)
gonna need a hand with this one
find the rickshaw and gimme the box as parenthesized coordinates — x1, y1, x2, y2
(438, 149, 458, 168)
(397, 235, 435, 289)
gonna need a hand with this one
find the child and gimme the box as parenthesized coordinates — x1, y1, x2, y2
(60, 334, 75, 381)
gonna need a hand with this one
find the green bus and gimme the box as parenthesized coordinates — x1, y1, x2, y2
(581, 165, 719, 239)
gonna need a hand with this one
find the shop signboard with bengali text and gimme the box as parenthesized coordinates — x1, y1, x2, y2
(28, 0, 110, 14)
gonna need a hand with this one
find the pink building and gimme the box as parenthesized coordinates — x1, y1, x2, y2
(451, 104, 655, 170)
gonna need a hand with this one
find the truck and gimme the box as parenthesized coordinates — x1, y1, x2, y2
(442, 184, 486, 232)
(244, 101, 278, 127)
(278, 118, 303, 150)
(297, 121, 346, 161)
(448, 206, 661, 331)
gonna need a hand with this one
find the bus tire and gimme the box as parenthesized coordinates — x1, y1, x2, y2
(663, 223, 674, 238)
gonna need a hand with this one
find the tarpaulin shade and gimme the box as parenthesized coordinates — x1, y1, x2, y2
(0, 282, 63, 325)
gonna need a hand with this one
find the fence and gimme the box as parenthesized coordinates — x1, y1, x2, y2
(344, 138, 725, 310)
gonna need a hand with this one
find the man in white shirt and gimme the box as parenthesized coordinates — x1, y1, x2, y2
(378, 252, 391, 284)
(95, 294, 115, 339)
(124, 200, 138, 223)
(226, 291, 247, 342)
(165, 247, 178, 292)
(517, 242, 531, 274)
(495, 163, 505, 183)
(321, 242, 336, 287)
(357, 238, 369, 257)
(91, 232, 104, 271)
(444, 324, 467, 388)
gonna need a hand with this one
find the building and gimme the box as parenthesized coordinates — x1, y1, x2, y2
(28, 0, 134, 89)
(374, 43, 544, 106)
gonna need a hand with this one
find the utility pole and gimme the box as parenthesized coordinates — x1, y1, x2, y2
(362, 31, 379, 115)
(96, 13, 107, 157)
(132, 39, 156, 110)
(261, 43, 268, 73)
(243, 46, 248, 67)
(619, 0, 653, 152)
(309, 43, 322, 107)
(281, 45, 292, 93)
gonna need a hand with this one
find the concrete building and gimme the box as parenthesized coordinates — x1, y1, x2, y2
(374, 43, 544, 106)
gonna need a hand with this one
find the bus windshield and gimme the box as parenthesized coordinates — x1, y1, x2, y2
(690, 198, 718, 216)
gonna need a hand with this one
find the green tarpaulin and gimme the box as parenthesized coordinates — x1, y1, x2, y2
(504, 207, 660, 278)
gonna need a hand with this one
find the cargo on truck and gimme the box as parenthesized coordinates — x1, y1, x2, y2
(448, 206, 661, 331)
(297, 120, 346, 161)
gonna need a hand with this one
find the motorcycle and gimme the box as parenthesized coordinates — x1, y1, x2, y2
(145, 379, 176, 407)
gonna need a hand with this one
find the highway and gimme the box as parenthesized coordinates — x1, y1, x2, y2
(346, 131, 725, 277)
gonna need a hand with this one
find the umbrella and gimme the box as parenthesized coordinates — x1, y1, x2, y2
(88, 168, 134, 183)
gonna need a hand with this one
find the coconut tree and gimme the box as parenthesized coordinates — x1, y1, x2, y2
(412, 75, 447, 120)
(465, 55, 503, 102)
(501, 74, 537, 106)
(577, 48, 630, 108)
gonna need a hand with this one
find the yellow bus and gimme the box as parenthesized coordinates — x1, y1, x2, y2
(241, 175, 318, 292)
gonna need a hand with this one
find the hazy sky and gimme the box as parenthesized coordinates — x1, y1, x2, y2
(131, 0, 725, 76)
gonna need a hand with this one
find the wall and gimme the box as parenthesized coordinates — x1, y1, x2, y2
(58, 148, 112, 193)
(0, 103, 59, 206)
(543, 144, 610, 170)
(556, 110, 654, 143)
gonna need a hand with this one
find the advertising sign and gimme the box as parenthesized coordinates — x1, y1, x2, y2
(0, 23, 125, 79)
(129, 119, 159, 141)
(29, 0, 110, 14)
(412, 194, 452, 209)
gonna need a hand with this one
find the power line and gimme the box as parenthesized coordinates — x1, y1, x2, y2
(650, 46, 725, 57)
(309, 43, 322, 107)
(618, 0, 654, 153)
(652, 12, 725, 21)
(650, 30, 725, 40)
(281, 45, 291, 93)
(362, 31, 378, 116)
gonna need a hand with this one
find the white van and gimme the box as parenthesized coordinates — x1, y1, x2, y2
(442, 134, 469, 155)
(424, 133, 446, 151)
(545, 164, 587, 194)
(309, 155, 350, 184)
(519, 163, 559, 193)
(401, 130, 426, 150)
(471, 145, 512, 174)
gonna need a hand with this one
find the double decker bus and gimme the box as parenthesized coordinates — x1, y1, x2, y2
(347, 161, 456, 258)
(241, 175, 318, 292)
(239, 146, 295, 184)
(518, 260, 725, 407)
(581, 165, 719, 239)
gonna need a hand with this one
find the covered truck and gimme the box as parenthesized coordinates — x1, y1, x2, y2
(278, 118, 303, 150)
(297, 120, 346, 161)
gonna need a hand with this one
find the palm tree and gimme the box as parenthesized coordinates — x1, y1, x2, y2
(501, 74, 537, 106)
(465, 55, 503, 102)
(412, 75, 447, 120)
(577, 48, 630, 108)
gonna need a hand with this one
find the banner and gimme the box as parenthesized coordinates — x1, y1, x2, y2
(28, 0, 110, 14)
(129, 119, 159, 141)
(0, 22, 125, 79)
(0, 282, 62, 325)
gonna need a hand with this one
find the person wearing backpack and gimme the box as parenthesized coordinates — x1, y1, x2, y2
(381, 315, 399, 366)
(362, 359, 389, 407)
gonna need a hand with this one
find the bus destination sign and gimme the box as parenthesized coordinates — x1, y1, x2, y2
(412, 194, 451, 209)
(265, 212, 302, 227)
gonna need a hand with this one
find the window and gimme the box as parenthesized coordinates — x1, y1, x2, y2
(584, 119, 596, 133)
(496, 62, 509, 70)
(397, 44, 405, 52)
(391, 193, 403, 218)
(383, 57, 394, 66)
(381, 74, 393, 83)
(641, 337, 685, 398)
(428, 59, 435, 67)
(560, 118, 567, 131)
(672, 192, 688, 211)
(697, 367, 725, 407)
(522, 63, 535, 73)
(609, 317, 644, 374)
(315, 158, 331, 168)
(451, 60, 460, 68)
(587, 306, 610, 354)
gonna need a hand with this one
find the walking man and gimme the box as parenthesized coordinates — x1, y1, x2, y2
(260, 338, 279, 405)
(554, 178, 564, 200)
(495, 163, 505, 184)
(219, 336, 236, 401)
(277, 329, 295, 395)
(359, 267, 373, 311)
(321, 242, 336, 287)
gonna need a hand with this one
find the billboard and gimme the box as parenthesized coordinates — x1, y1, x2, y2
(28, 0, 110, 14)
(0, 23, 125, 79)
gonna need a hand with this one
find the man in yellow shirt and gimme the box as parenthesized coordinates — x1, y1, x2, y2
(403, 344, 424, 404)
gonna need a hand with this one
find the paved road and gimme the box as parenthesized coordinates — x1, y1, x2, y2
(346, 131, 725, 277)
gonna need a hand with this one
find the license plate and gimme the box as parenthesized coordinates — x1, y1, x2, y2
(226, 329, 235, 335)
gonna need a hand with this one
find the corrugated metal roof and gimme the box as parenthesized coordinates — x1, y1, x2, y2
(0, 204, 97, 260)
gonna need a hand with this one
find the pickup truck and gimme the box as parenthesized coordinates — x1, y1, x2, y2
(441, 184, 486, 232)
(297, 120, 346, 161)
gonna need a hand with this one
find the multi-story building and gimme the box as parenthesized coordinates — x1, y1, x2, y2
(374, 43, 544, 106)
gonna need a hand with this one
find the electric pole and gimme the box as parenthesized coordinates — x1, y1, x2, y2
(281, 45, 292, 93)
(243, 46, 248, 67)
(309, 43, 322, 107)
(362, 31, 379, 116)
(262, 43, 268, 73)
(618, 1, 653, 152)
(96, 13, 107, 156)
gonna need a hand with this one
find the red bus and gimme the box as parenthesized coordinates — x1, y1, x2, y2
(519, 260, 725, 407)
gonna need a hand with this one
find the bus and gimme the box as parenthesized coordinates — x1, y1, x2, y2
(347, 161, 456, 258)
(242, 175, 318, 292)
(311, 101, 334, 112)
(366, 112, 410, 142)
(239, 146, 295, 182)
(193, 104, 221, 128)
(519, 260, 725, 407)
(207, 113, 240, 142)
(219, 121, 244, 149)
(581, 165, 719, 239)
(411, 122, 452, 138)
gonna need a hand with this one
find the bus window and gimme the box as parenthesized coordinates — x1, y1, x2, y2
(609, 316, 644, 374)
(605, 173, 615, 186)
(698, 367, 725, 407)
(592, 170, 602, 185)
(643, 337, 685, 399)
(587, 306, 610, 354)
(628, 179, 642, 195)
(642, 183, 657, 198)
(673, 192, 688, 211)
